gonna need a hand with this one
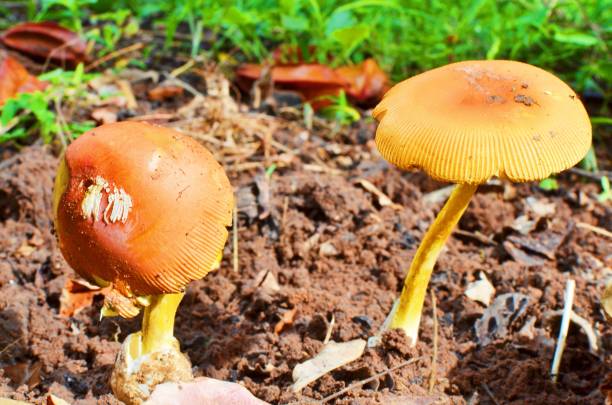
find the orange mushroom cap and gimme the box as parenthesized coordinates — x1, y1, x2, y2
(373, 60, 592, 184)
(53, 122, 233, 297)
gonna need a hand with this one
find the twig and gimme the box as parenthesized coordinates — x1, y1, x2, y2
(543, 309, 599, 353)
(0, 336, 24, 358)
(117, 79, 138, 109)
(576, 222, 612, 239)
(85, 43, 143, 72)
(232, 200, 239, 273)
(481, 383, 501, 405)
(170, 59, 196, 78)
(126, 113, 176, 122)
(428, 289, 438, 393)
(453, 229, 495, 245)
(318, 357, 423, 403)
(323, 314, 335, 345)
(568, 167, 612, 181)
(551, 279, 576, 383)
(162, 73, 204, 98)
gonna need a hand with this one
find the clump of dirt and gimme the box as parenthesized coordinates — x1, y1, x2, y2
(0, 112, 610, 404)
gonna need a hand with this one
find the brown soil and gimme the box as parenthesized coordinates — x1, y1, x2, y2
(0, 73, 610, 405)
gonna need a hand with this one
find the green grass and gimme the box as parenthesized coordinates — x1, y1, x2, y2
(24, 0, 611, 99)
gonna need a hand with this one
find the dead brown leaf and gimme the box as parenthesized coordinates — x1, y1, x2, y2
(148, 84, 184, 101)
(274, 307, 297, 335)
(59, 278, 107, 317)
(1, 22, 88, 65)
(0, 53, 47, 105)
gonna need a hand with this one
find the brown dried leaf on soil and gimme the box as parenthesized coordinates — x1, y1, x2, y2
(147, 84, 184, 101)
(475, 293, 530, 346)
(291, 338, 366, 392)
(274, 307, 297, 335)
(59, 278, 108, 317)
(603, 280, 612, 320)
(1, 22, 88, 65)
(235, 58, 389, 108)
(46, 394, 71, 405)
(0, 53, 47, 105)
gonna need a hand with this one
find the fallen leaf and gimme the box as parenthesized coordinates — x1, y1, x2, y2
(503, 241, 546, 266)
(524, 196, 556, 218)
(147, 84, 184, 101)
(59, 278, 107, 317)
(543, 309, 599, 353)
(319, 241, 339, 257)
(236, 60, 389, 108)
(507, 232, 565, 260)
(465, 272, 495, 306)
(336, 58, 389, 105)
(0, 399, 31, 404)
(47, 394, 71, 405)
(475, 293, 530, 346)
(0, 53, 47, 105)
(2, 360, 41, 389)
(292, 339, 366, 392)
(356, 178, 401, 209)
(1, 22, 88, 65)
(274, 307, 297, 335)
(91, 107, 118, 124)
(236, 63, 345, 109)
(510, 215, 537, 235)
(603, 280, 612, 321)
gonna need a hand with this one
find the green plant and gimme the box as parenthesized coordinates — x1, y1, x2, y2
(319, 90, 360, 125)
(0, 64, 97, 145)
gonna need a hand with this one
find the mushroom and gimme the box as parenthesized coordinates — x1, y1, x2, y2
(53, 121, 233, 403)
(372, 60, 591, 345)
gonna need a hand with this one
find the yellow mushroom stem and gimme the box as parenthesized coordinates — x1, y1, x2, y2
(140, 292, 185, 355)
(391, 183, 477, 344)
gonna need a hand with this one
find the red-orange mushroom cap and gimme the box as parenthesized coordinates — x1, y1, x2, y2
(53, 122, 233, 297)
(373, 60, 592, 184)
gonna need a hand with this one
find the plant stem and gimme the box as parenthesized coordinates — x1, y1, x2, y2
(391, 183, 477, 344)
(141, 292, 184, 354)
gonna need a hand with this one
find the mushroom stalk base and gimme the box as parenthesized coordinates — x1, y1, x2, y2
(141, 292, 184, 355)
(391, 183, 477, 345)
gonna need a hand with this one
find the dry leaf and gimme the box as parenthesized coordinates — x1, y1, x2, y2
(356, 178, 401, 209)
(0, 53, 47, 105)
(475, 293, 530, 346)
(291, 339, 366, 392)
(47, 394, 71, 405)
(465, 272, 495, 306)
(148, 84, 184, 101)
(274, 307, 297, 335)
(603, 280, 612, 320)
(336, 58, 389, 105)
(236, 63, 345, 109)
(59, 278, 107, 317)
(0, 399, 32, 405)
(1, 22, 88, 65)
(524, 196, 556, 218)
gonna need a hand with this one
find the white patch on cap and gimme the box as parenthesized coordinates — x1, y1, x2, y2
(81, 176, 132, 224)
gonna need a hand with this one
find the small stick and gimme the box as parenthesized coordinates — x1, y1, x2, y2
(232, 201, 239, 273)
(428, 289, 438, 393)
(117, 80, 138, 110)
(323, 314, 335, 345)
(481, 383, 501, 405)
(85, 43, 143, 72)
(568, 167, 612, 181)
(318, 357, 423, 403)
(551, 279, 576, 383)
(576, 222, 612, 239)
